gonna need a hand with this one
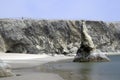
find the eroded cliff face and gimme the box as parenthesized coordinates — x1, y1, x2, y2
(86, 21, 120, 52)
(0, 19, 119, 54)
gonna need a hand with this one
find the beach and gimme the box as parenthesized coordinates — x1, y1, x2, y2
(0, 52, 120, 80)
(0, 53, 73, 80)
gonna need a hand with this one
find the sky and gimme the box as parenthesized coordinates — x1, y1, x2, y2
(0, 0, 120, 21)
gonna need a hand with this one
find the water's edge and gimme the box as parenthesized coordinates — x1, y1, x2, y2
(39, 55, 120, 80)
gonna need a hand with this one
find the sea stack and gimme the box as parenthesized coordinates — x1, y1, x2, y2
(73, 21, 110, 62)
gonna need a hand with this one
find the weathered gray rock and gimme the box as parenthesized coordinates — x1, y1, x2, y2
(0, 59, 13, 77)
(0, 19, 119, 54)
(0, 19, 81, 54)
(73, 21, 110, 62)
(0, 35, 6, 52)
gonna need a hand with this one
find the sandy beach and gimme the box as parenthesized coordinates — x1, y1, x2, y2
(0, 53, 73, 80)
(0, 52, 120, 80)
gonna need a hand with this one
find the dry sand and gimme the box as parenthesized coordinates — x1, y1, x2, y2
(0, 53, 73, 80)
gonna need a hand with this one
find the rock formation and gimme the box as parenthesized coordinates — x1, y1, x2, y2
(0, 19, 81, 54)
(73, 21, 110, 62)
(0, 19, 119, 54)
(0, 59, 13, 77)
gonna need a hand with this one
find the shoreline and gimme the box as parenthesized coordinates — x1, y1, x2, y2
(0, 52, 120, 80)
(0, 52, 120, 60)
(105, 52, 120, 55)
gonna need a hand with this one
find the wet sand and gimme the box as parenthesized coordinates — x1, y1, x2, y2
(0, 53, 73, 80)
(40, 55, 120, 80)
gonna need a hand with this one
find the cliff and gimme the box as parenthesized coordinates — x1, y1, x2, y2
(0, 19, 119, 54)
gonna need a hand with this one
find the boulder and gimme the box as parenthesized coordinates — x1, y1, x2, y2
(0, 59, 13, 77)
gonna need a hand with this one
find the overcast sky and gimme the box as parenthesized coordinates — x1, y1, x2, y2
(0, 0, 120, 21)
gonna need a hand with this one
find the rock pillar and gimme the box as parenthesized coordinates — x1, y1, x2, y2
(73, 21, 110, 62)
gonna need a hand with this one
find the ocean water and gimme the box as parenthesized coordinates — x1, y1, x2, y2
(41, 55, 120, 80)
